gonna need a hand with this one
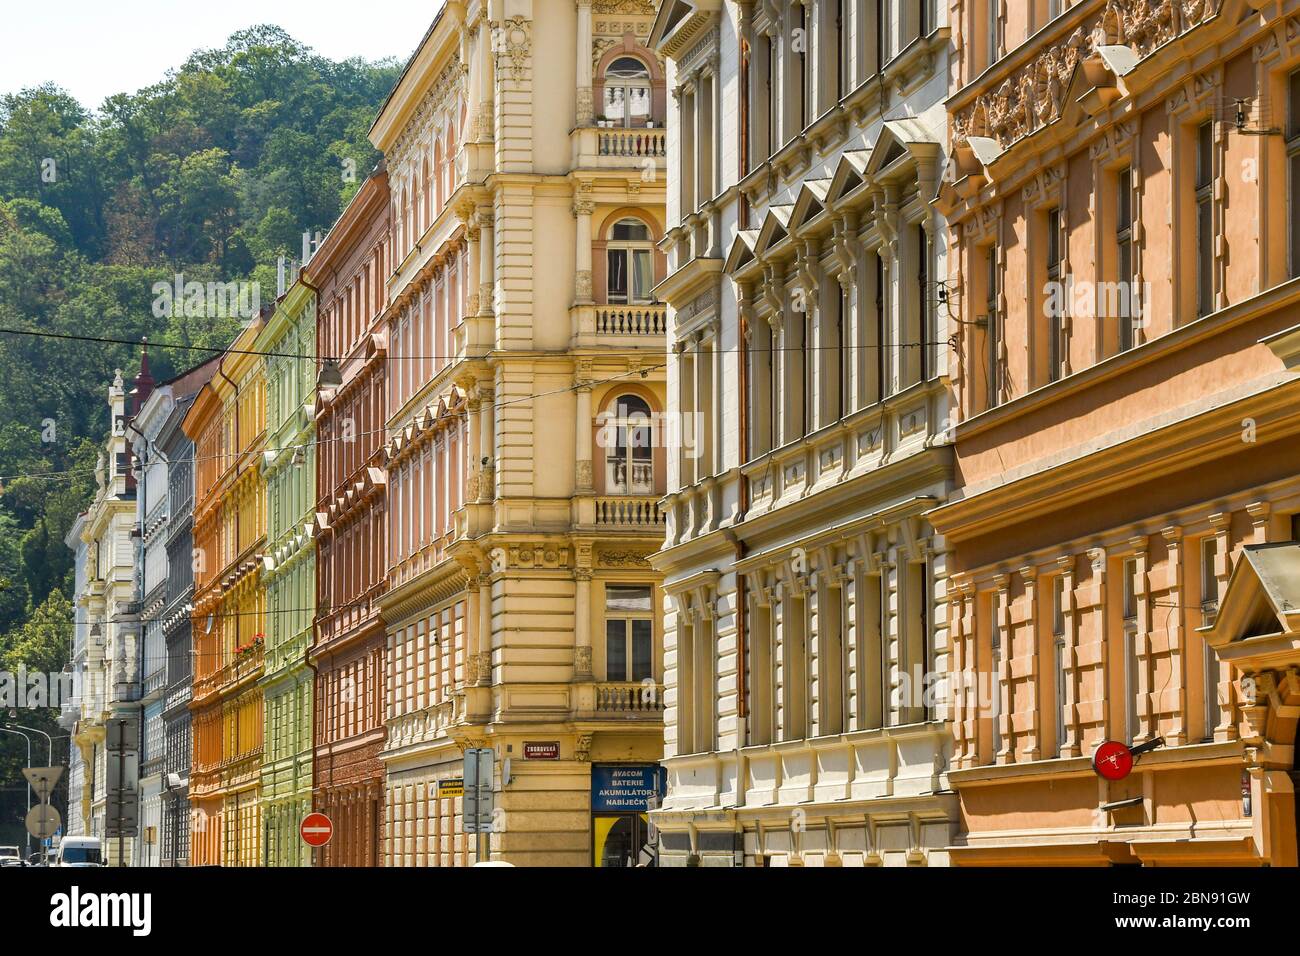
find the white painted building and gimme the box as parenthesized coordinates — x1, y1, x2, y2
(650, 0, 957, 865)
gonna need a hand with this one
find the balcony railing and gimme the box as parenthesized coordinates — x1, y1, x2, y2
(594, 681, 664, 714)
(595, 304, 666, 336)
(594, 496, 664, 529)
(597, 127, 666, 158)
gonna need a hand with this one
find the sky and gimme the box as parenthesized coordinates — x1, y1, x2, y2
(0, 1, 443, 109)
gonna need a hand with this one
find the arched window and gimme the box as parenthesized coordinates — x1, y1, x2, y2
(605, 393, 653, 494)
(603, 56, 652, 128)
(606, 218, 654, 305)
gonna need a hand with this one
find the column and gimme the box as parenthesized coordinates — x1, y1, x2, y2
(576, 0, 594, 126)
(478, 572, 493, 686)
(575, 377, 593, 492)
(573, 197, 594, 305)
(477, 205, 494, 317)
(574, 567, 593, 680)
(477, 386, 494, 502)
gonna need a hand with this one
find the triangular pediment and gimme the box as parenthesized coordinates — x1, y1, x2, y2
(789, 179, 832, 232)
(753, 205, 794, 258)
(1208, 543, 1300, 647)
(826, 150, 871, 205)
(866, 119, 942, 178)
(724, 230, 758, 273)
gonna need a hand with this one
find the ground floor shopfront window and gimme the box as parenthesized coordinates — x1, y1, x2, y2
(591, 764, 664, 868)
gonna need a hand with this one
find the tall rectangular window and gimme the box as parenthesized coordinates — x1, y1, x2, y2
(749, 600, 774, 746)
(1201, 536, 1221, 739)
(1123, 558, 1139, 741)
(1050, 575, 1067, 756)
(876, 252, 887, 402)
(984, 246, 1000, 409)
(797, 3, 808, 131)
(1196, 122, 1214, 316)
(918, 224, 930, 381)
(1288, 70, 1300, 277)
(835, 0, 846, 101)
(989, 590, 1002, 759)
(1116, 168, 1134, 352)
(605, 585, 654, 682)
(986, 0, 999, 70)
(1046, 207, 1063, 382)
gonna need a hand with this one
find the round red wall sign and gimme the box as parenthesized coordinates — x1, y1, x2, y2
(1092, 740, 1134, 781)
(300, 812, 333, 847)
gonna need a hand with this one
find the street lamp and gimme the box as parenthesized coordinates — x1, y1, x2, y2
(5, 722, 53, 765)
(0, 726, 32, 858)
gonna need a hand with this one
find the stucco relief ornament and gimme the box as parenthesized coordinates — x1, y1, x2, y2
(494, 16, 531, 84)
(575, 270, 593, 299)
(574, 646, 593, 680)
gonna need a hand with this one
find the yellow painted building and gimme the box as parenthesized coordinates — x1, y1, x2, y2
(187, 317, 267, 866)
(370, 0, 669, 866)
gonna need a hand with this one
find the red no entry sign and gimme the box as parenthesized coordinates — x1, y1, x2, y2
(300, 812, 333, 847)
(1092, 740, 1135, 781)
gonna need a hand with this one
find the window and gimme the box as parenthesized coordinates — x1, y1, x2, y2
(986, 0, 999, 70)
(605, 394, 654, 494)
(1046, 207, 1063, 382)
(918, 224, 931, 382)
(1116, 168, 1135, 352)
(1122, 558, 1139, 741)
(1052, 575, 1067, 754)
(606, 218, 654, 304)
(1288, 70, 1300, 278)
(1201, 537, 1221, 739)
(983, 246, 1000, 409)
(605, 585, 653, 682)
(604, 56, 651, 128)
(876, 251, 887, 403)
(1196, 122, 1214, 316)
(989, 589, 1002, 758)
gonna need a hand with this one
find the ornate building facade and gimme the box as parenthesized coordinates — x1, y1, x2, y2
(131, 353, 218, 866)
(185, 318, 267, 867)
(68, 369, 143, 864)
(370, 0, 668, 867)
(651, 0, 956, 866)
(306, 168, 391, 867)
(259, 281, 317, 866)
(930, 0, 1300, 865)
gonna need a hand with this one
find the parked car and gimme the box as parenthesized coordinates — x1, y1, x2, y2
(54, 837, 103, 867)
(0, 846, 21, 867)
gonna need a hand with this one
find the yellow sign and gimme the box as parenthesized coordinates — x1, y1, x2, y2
(437, 779, 464, 798)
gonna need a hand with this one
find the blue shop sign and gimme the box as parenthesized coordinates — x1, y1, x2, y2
(591, 764, 666, 813)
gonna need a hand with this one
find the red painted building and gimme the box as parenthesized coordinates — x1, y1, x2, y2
(304, 167, 391, 866)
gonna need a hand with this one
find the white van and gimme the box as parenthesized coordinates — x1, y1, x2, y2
(54, 837, 104, 867)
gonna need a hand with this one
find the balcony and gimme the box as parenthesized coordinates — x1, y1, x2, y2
(571, 681, 664, 720)
(571, 125, 667, 172)
(592, 496, 663, 531)
(571, 303, 666, 350)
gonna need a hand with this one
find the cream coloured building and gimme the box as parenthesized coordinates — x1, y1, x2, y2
(370, 0, 670, 867)
(650, 0, 958, 865)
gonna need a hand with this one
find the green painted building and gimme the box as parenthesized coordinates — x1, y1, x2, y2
(258, 279, 317, 867)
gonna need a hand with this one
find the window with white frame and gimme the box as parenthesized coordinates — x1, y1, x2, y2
(603, 56, 652, 128)
(1122, 557, 1139, 741)
(1052, 574, 1067, 754)
(1200, 536, 1221, 739)
(605, 394, 654, 495)
(607, 218, 655, 304)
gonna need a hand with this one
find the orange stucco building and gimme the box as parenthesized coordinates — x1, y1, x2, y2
(184, 318, 268, 866)
(931, 0, 1300, 865)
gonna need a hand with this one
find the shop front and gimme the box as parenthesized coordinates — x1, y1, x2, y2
(591, 764, 664, 868)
